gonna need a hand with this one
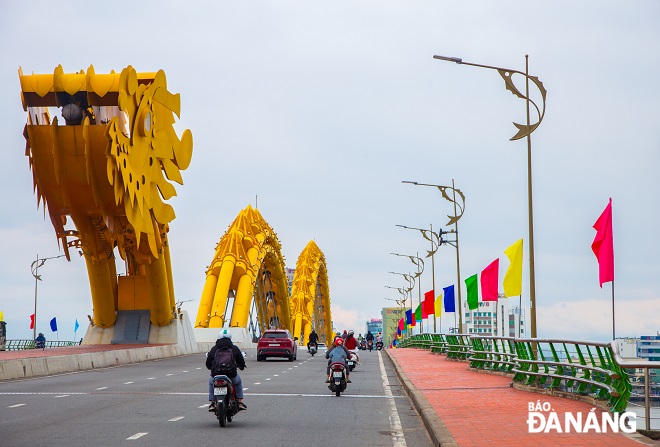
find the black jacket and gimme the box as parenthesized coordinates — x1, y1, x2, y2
(205, 338, 246, 378)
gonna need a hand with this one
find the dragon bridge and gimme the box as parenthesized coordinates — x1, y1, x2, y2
(19, 65, 193, 330)
(195, 206, 332, 344)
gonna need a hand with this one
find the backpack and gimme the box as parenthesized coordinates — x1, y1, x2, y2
(212, 346, 237, 376)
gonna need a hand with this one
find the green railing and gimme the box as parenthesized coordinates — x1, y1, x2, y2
(2, 339, 80, 351)
(508, 337, 630, 413)
(397, 333, 633, 414)
(468, 335, 516, 372)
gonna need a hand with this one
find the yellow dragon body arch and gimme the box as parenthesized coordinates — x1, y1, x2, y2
(290, 241, 332, 345)
(194, 207, 332, 344)
(195, 206, 292, 334)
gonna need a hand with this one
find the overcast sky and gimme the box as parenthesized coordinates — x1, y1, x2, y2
(1, 1, 658, 342)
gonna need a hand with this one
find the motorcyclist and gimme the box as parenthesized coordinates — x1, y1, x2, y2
(357, 333, 364, 343)
(325, 337, 351, 383)
(205, 329, 247, 412)
(344, 330, 358, 350)
(307, 329, 319, 352)
(365, 331, 374, 342)
(376, 332, 384, 344)
(35, 332, 46, 349)
(341, 330, 348, 340)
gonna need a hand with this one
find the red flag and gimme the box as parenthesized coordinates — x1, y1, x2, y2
(29, 314, 35, 329)
(481, 259, 499, 301)
(423, 290, 435, 317)
(398, 317, 404, 331)
(592, 198, 614, 287)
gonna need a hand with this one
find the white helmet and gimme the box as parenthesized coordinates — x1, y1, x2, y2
(348, 330, 354, 336)
(217, 328, 232, 340)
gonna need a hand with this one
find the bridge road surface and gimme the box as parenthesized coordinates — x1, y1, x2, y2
(0, 348, 432, 447)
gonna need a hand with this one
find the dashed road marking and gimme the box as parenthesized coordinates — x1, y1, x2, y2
(54, 395, 69, 398)
(124, 382, 134, 385)
(8, 404, 26, 408)
(378, 351, 406, 447)
(169, 416, 184, 421)
(126, 433, 148, 440)
(95, 387, 108, 390)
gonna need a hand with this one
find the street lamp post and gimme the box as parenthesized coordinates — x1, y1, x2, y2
(30, 254, 66, 340)
(402, 180, 465, 333)
(391, 253, 424, 333)
(396, 224, 457, 333)
(433, 54, 547, 339)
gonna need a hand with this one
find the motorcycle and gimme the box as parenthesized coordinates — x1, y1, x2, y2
(376, 341, 384, 351)
(359, 340, 366, 350)
(212, 374, 241, 427)
(328, 362, 348, 397)
(347, 350, 359, 372)
(367, 339, 373, 351)
(309, 343, 318, 356)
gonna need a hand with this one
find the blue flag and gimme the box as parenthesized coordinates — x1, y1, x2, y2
(405, 309, 413, 325)
(74, 319, 80, 332)
(50, 317, 58, 332)
(443, 285, 455, 313)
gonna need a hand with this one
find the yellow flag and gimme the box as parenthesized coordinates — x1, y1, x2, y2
(434, 294, 443, 316)
(0, 311, 3, 321)
(503, 239, 523, 297)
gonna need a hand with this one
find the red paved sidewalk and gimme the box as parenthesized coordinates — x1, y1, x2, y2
(389, 348, 655, 447)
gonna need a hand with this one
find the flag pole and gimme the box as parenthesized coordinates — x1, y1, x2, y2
(611, 279, 615, 340)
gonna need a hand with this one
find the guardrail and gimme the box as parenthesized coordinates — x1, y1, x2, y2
(397, 333, 656, 425)
(2, 339, 81, 351)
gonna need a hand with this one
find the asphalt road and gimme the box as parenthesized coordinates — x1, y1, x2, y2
(0, 348, 432, 447)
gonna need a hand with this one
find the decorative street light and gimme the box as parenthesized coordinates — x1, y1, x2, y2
(30, 254, 66, 340)
(391, 252, 424, 333)
(433, 54, 547, 339)
(396, 224, 457, 333)
(402, 180, 465, 333)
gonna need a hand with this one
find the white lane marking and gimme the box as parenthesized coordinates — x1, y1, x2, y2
(288, 368, 293, 370)
(147, 378, 155, 380)
(246, 392, 402, 398)
(243, 388, 249, 391)
(166, 374, 173, 376)
(378, 351, 407, 447)
(273, 374, 279, 377)
(127, 433, 148, 440)
(168, 416, 184, 422)
(95, 387, 108, 390)
(198, 404, 208, 408)
(182, 371, 189, 373)
(124, 382, 134, 385)
(196, 367, 202, 370)
(0, 391, 401, 398)
(8, 404, 26, 408)
(54, 395, 69, 398)
(265, 378, 271, 381)
(254, 382, 261, 385)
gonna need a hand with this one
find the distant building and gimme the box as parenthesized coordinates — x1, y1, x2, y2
(381, 307, 405, 344)
(638, 335, 660, 385)
(365, 318, 383, 337)
(285, 268, 295, 295)
(463, 299, 526, 337)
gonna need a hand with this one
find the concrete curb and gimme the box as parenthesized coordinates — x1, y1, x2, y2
(385, 349, 459, 447)
(0, 345, 204, 381)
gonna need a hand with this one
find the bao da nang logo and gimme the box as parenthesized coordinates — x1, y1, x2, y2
(527, 401, 636, 433)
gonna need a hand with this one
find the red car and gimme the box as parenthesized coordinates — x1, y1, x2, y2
(257, 330, 298, 361)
